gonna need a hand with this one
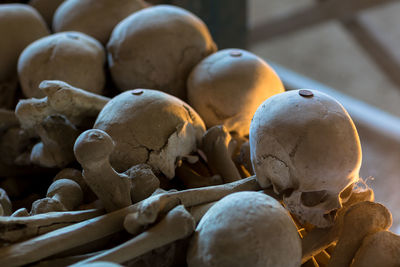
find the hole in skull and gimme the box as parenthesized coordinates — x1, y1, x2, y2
(300, 190, 328, 207)
(281, 188, 294, 198)
(323, 209, 338, 222)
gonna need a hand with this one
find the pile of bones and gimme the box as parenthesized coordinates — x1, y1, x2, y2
(0, 1, 399, 266)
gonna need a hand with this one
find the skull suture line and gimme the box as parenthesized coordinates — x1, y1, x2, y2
(249, 89, 362, 228)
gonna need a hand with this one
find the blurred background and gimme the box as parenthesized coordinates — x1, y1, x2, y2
(249, 0, 400, 118)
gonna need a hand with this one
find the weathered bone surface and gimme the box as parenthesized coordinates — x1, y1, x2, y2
(74, 129, 132, 212)
(124, 164, 160, 203)
(201, 125, 241, 183)
(0, 209, 104, 243)
(0, 188, 12, 216)
(18, 31, 105, 98)
(73, 205, 195, 265)
(11, 208, 29, 217)
(301, 185, 374, 262)
(187, 191, 301, 267)
(16, 80, 110, 131)
(30, 114, 80, 168)
(0, 177, 260, 267)
(31, 179, 83, 215)
(250, 89, 362, 228)
(188, 48, 284, 136)
(53, 168, 97, 203)
(175, 161, 223, 189)
(351, 230, 400, 267)
(327, 201, 392, 267)
(237, 140, 254, 175)
(0, 4, 49, 82)
(94, 89, 206, 178)
(53, 0, 146, 45)
(107, 5, 216, 99)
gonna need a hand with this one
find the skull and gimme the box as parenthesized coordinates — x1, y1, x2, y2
(249, 89, 362, 227)
(94, 89, 205, 178)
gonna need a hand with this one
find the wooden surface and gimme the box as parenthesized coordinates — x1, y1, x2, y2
(271, 62, 400, 233)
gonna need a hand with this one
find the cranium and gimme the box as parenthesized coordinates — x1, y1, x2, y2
(94, 89, 205, 178)
(249, 89, 362, 227)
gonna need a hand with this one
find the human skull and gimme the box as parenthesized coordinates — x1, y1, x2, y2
(94, 89, 206, 178)
(187, 48, 284, 137)
(249, 89, 362, 227)
(187, 191, 301, 267)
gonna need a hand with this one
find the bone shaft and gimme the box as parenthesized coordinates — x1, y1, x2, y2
(327, 238, 364, 267)
(84, 164, 132, 212)
(189, 201, 216, 223)
(74, 206, 194, 265)
(0, 205, 136, 267)
(168, 176, 260, 207)
(0, 209, 104, 243)
(302, 227, 338, 263)
(208, 147, 242, 183)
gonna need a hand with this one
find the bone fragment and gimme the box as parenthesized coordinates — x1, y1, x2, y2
(0, 176, 259, 266)
(54, 168, 97, 203)
(11, 208, 29, 217)
(201, 125, 241, 183)
(15, 80, 110, 131)
(175, 161, 222, 189)
(73, 205, 195, 265)
(352, 230, 400, 267)
(30, 114, 80, 168)
(31, 179, 83, 214)
(124, 164, 160, 203)
(327, 201, 392, 267)
(0, 188, 12, 216)
(39, 80, 110, 120)
(188, 201, 216, 223)
(0, 209, 104, 243)
(236, 140, 254, 175)
(301, 187, 374, 262)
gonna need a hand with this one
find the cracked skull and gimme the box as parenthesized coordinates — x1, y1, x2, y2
(94, 89, 206, 178)
(249, 89, 362, 228)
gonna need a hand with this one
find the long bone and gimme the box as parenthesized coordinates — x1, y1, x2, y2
(15, 80, 110, 131)
(72, 205, 195, 265)
(0, 176, 259, 267)
(0, 209, 104, 243)
(30, 114, 80, 167)
(327, 201, 392, 267)
(351, 230, 400, 267)
(201, 125, 241, 182)
(301, 186, 374, 263)
(74, 129, 133, 212)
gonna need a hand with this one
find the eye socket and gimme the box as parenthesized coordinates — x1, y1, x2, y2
(301, 190, 328, 207)
(340, 183, 354, 201)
